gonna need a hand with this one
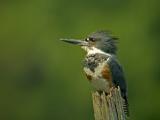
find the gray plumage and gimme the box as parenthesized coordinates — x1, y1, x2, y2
(83, 53, 109, 72)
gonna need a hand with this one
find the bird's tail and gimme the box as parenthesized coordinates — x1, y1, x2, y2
(122, 96, 129, 117)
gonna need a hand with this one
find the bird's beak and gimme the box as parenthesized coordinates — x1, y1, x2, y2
(60, 39, 88, 46)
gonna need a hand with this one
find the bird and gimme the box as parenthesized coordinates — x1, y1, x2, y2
(61, 30, 129, 116)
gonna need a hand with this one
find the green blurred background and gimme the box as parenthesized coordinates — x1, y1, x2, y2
(0, 0, 160, 120)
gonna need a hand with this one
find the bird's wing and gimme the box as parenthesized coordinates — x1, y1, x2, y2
(107, 56, 129, 116)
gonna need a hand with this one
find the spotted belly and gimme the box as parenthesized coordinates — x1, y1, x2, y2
(83, 62, 113, 93)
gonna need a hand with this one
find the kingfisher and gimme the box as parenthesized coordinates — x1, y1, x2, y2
(61, 31, 129, 116)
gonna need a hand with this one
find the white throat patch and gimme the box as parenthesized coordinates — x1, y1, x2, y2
(81, 46, 111, 56)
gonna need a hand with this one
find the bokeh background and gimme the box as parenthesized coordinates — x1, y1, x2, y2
(0, 0, 160, 120)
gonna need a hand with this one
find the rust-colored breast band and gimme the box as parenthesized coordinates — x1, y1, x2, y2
(101, 64, 113, 87)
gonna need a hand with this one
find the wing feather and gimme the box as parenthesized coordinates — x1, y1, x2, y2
(107, 56, 129, 116)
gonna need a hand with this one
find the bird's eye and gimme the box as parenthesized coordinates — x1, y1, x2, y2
(89, 37, 95, 42)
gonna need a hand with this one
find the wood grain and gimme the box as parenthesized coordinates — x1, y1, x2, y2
(92, 87, 126, 120)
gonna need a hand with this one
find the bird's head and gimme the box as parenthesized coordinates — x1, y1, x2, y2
(61, 31, 118, 54)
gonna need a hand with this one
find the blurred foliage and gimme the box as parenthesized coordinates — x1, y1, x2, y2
(0, 0, 160, 120)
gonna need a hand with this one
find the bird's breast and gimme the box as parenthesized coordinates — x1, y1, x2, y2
(83, 54, 113, 93)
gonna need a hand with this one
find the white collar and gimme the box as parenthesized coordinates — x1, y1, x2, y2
(82, 46, 111, 56)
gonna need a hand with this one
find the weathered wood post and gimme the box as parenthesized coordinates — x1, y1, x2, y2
(92, 87, 126, 120)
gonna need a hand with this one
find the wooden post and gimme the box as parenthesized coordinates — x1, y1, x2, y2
(92, 87, 126, 120)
